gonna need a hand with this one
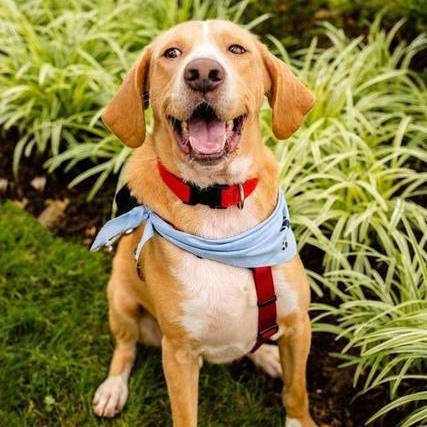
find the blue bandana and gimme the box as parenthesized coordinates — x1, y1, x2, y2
(90, 190, 297, 268)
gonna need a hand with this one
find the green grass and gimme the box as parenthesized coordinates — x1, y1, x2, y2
(0, 201, 287, 426)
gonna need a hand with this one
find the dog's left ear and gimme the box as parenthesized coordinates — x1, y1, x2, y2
(102, 47, 152, 147)
(258, 42, 315, 140)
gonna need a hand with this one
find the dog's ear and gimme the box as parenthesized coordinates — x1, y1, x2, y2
(102, 47, 152, 147)
(258, 42, 315, 140)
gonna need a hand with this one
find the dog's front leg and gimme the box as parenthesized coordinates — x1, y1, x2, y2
(93, 266, 144, 418)
(162, 337, 200, 427)
(279, 312, 317, 427)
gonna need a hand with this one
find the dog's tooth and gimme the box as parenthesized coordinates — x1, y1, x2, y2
(226, 120, 233, 132)
(182, 121, 189, 138)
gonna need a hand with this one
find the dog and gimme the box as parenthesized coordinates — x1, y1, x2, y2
(92, 19, 316, 427)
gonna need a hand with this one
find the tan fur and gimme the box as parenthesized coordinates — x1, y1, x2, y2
(257, 42, 315, 140)
(93, 19, 316, 427)
(103, 47, 152, 147)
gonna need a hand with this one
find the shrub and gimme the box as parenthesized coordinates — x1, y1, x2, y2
(241, 0, 427, 49)
(270, 19, 426, 271)
(327, 0, 427, 32)
(314, 239, 427, 427)
(265, 19, 427, 426)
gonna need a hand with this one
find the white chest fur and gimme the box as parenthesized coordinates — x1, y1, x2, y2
(171, 203, 299, 363)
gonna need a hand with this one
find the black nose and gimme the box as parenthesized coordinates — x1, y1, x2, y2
(184, 58, 225, 93)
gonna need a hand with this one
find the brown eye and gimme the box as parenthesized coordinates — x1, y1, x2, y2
(228, 44, 246, 55)
(163, 47, 182, 59)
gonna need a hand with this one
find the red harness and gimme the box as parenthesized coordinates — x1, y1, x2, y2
(158, 162, 279, 352)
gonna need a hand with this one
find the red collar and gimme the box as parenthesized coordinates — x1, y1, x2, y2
(157, 162, 258, 209)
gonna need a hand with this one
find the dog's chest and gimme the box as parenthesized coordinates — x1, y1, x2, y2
(175, 252, 258, 363)
(171, 206, 298, 363)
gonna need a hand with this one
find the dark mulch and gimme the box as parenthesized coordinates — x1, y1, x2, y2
(0, 134, 401, 427)
(0, 131, 115, 245)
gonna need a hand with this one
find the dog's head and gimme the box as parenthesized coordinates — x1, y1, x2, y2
(103, 20, 314, 173)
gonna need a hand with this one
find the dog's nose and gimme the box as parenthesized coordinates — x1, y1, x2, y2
(184, 58, 225, 93)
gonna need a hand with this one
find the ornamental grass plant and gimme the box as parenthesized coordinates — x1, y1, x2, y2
(268, 18, 427, 426)
(271, 18, 426, 272)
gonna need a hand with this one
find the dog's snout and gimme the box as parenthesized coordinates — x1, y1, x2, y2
(184, 58, 225, 93)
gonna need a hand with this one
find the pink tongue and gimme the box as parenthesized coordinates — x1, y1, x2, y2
(188, 117, 226, 154)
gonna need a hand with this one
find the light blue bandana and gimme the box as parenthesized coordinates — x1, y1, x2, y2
(90, 190, 297, 268)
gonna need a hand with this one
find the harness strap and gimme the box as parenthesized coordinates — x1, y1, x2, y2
(158, 161, 258, 209)
(251, 266, 279, 352)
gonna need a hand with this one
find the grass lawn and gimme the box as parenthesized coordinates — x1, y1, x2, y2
(0, 201, 286, 427)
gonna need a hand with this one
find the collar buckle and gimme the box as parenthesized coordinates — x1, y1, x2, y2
(189, 185, 225, 209)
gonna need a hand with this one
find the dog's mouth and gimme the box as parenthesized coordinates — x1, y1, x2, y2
(168, 103, 245, 162)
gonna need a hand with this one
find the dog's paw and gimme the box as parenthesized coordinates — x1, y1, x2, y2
(247, 344, 283, 378)
(93, 375, 128, 418)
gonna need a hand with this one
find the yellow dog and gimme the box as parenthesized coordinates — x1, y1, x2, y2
(93, 19, 316, 427)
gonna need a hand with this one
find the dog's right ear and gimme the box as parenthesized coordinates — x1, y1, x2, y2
(102, 47, 152, 148)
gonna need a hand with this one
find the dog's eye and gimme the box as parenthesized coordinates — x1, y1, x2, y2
(164, 48, 182, 59)
(228, 44, 246, 55)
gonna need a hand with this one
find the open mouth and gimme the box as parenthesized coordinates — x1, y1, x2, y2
(168, 103, 245, 162)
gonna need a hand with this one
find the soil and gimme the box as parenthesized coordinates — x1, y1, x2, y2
(0, 134, 404, 427)
(0, 131, 115, 245)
